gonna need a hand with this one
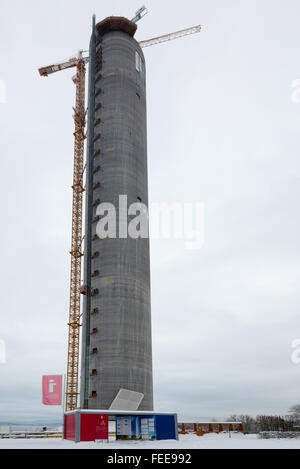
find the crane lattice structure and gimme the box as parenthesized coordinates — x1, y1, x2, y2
(38, 17, 201, 413)
(66, 55, 86, 412)
(39, 52, 88, 411)
(139, 24, 201, 48)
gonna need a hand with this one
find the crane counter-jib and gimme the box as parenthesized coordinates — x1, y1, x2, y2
(38, 57, 89, 77)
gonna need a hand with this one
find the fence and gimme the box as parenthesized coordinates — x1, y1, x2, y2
(178, 422, 244, 436)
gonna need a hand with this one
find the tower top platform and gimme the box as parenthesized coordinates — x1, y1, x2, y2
(96, 17, 137, 37)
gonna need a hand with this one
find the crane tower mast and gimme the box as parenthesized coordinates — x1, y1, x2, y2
(65, 55, 86, 411)
(39, 53, 87, 411)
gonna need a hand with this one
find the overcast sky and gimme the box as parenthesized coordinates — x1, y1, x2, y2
(1, 0, 300, 424)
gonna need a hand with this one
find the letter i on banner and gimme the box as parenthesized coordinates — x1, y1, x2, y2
(42, 375, 63, 405)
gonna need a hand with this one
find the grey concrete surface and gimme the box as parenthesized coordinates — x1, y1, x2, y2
(80, 18, 153, 411)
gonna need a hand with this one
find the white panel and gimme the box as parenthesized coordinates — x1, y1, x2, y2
(109, 388, 144, 411)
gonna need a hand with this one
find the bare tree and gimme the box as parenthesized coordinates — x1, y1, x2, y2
(227, 415, 258, 433)
(288, 405, 300, 420)
(257, 415, 295, 431)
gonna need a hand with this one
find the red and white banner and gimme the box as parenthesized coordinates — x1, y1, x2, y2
(42, 375, 63, 406)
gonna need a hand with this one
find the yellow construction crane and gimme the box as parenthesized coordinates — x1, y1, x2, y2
(38, 22, 201, 413)
(39, 51, 88, 411)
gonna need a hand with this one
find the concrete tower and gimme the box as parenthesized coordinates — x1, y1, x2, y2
(80, 17, 153, 411)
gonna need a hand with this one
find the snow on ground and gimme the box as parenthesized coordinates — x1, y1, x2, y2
(1, 433, 300, 449)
